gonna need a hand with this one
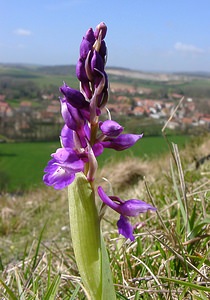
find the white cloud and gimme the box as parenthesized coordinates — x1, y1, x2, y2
(174, 42, 204, 54)
(14, 28, 32, 36)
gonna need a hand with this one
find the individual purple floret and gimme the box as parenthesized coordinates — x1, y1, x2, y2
(101, 133, 143, 151)
(60, 83, 90, 110)
(97, 186, 156, 241)
(60, 97, 85, 132)
(43, 148, 84, 189)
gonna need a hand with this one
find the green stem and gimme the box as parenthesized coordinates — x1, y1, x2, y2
(90, 118, 99, 146)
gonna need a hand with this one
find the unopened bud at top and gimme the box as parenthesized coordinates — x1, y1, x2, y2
(94, 22, 107, 40)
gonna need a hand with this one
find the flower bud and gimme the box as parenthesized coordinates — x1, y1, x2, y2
(94, 22, 107, 40)
(80, 28, 95, 58)
(91, 50, 105, 75)
(99, 120, 123, 137)
(60, 83, 89, 110)
(60, 98, 85, 131)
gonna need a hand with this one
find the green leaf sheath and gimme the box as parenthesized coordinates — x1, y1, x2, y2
(68, 173, 116, 299)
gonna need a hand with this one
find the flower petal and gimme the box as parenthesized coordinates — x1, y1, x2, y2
(92, 142, 104, 157)
(117, 215, 135, 241)
(60, 98, 85, 131)
(80, 28, 95, 59)
(60, 125, 74, 148)
(97, 186, 120, 211)
(91, 50, 104, 75)
(119, 199, 157, 217)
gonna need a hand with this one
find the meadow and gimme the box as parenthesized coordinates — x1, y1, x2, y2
(0, 135, 190, 193)
(0, 134, 209, 299)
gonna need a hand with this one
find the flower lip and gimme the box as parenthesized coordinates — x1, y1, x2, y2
(43, 148, 84, 190)
(117, 215, 135, 241)
(43, 165, 76, 190)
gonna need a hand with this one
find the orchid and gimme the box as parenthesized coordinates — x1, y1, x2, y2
(43, 22, 156, 299)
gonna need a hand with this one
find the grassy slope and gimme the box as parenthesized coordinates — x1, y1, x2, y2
(0, 134, 209, 299)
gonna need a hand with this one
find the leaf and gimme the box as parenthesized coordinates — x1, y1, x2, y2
(188, 218, 210, 239)
(43, 274, 61, 300)
(159, 276, 210, 292)
(70, 283, 81, 300)
(15, 269, 25, 300)
(101, 234, 116, 300)
(0, 278, 18, 300)
(68, 172, 116, 300)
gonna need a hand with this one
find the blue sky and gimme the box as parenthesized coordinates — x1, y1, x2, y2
(1, 0, 210, 72)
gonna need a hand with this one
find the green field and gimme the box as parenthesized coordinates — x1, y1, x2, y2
(0, 135, 190, 193)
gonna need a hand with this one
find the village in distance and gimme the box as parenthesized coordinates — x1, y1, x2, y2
(0, 63, 210, 142)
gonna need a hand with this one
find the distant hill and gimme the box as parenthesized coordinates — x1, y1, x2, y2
(1, 63, 210, 81)
(173, 71, 210, 79)
(36, 65, 76, 76)
(0, 63, 76, 76)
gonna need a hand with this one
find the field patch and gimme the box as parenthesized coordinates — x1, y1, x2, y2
(0, 135, 190, 193)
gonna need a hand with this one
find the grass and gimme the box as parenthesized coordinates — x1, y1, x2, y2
(0, 133, 209, 299)
(0, 142, 60, 192)
(0, 135, 190, 193)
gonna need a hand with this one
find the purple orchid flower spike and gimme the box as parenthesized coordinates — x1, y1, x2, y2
(42, 22, 155, 299)
(97, 186, 156, 241)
